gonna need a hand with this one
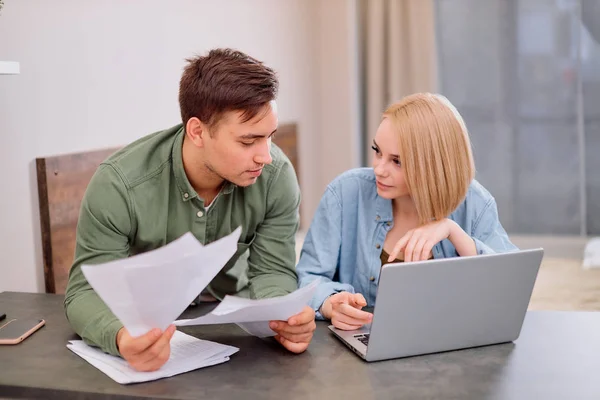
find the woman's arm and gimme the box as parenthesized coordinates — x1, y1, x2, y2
(297, 186, 356, 319)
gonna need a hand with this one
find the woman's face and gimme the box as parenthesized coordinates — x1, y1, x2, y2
(371, 118, 410, 200)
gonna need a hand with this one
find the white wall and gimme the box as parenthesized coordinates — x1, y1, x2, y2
(315, 0, 362, 186)
(0, 0, 365, 293)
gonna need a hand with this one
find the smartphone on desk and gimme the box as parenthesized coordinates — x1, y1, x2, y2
(0, 318, 45, 345)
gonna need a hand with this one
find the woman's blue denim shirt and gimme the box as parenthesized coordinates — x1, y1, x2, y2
(297, 168, 518, 319)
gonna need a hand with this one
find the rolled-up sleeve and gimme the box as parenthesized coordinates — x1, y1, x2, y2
(471, 198, 518, 255)
(297, 186, 356, 319)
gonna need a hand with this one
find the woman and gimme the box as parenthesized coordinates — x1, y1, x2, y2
(296, 93, 517, 330)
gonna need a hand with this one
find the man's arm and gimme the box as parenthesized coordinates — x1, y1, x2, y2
(246, 157, 316, 353)
(247, 159, 300, 299)
(64, 164, 133, 356)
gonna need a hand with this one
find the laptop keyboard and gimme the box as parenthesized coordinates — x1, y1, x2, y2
(354, 333, 370, 346)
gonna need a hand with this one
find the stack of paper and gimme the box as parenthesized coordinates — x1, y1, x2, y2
(67, 331, 238, 384)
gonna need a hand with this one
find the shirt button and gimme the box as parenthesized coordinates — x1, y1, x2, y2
(386, 222, 391, 227)
(370, 276, 375, 282)
(197, 211, 204, 218)
(184, 193, 189, 199)
(375, 243, 381, 249)
(376, 215, 381, 221)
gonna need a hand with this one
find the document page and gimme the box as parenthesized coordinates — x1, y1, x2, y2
(67, 330, 239, 384)
(81, 228, 241, 336)
(175, 280, 319, 336)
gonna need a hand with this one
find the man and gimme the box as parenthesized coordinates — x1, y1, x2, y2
(64, 48, 316, 372)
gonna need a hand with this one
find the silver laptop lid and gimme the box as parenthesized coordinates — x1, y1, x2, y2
(365, 249, 544, 362)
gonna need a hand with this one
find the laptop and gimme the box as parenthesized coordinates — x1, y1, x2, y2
(329, 248, 544, 362)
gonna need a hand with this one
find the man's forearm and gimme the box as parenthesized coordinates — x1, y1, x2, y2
(249, 271, 298, 299)
(65, 290, 123, 355)
(65, 278, 123, 356)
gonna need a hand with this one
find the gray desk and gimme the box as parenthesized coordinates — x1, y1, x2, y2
(1, 291, 599, 400)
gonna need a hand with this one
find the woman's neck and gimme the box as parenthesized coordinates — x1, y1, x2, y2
(392, 195, 418, 221)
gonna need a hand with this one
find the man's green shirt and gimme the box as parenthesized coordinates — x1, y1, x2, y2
(64, 124, 300, 355)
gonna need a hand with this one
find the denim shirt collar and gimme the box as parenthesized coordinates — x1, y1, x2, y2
(374, 194, 393, 223)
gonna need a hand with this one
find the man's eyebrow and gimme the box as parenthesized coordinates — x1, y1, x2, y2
(239, 129, 277, 140)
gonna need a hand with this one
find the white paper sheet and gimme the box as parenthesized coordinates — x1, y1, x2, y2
(67, 330, 238, 384)
(174, 280, 319, 336)
(81, 228, 241, 337)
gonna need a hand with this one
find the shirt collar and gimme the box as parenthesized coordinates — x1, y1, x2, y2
(374, 191, 394, 223)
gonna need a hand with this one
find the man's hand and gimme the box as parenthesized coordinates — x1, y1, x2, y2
(269, 306, 316, 353)
(320, 291, 372, 330)
(116, 325, 176, 372)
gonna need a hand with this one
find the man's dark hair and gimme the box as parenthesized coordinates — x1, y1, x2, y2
(179, 48, 279, 131)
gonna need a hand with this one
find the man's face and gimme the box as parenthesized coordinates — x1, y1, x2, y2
(202, 101, 278, 187)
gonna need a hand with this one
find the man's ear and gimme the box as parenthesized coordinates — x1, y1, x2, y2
(185, 117, 207, 148)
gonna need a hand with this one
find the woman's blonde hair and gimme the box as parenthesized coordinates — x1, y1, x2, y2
(383, 93, 475, 225)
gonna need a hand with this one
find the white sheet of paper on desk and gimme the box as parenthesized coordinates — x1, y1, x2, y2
(81, 227, 241, 337)
(67, 330, 239, 384)
(174, 279, 319, 337)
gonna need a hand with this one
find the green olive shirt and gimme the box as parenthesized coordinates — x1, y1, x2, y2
(64, 124, 300, 356)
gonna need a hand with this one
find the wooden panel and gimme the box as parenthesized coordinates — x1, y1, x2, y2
(36, 148, 120, 294)
(273, 123, 302, 229)
(273, 122, 299, 185)
(35, 123, 299, 294)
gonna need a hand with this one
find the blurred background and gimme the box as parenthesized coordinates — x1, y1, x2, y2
(1, 0, 598, 308)
(436, 0, 600, 236)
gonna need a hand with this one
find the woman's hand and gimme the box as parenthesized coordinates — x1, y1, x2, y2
(320, 291, 373, 330)
(388, 218, 478, 262)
